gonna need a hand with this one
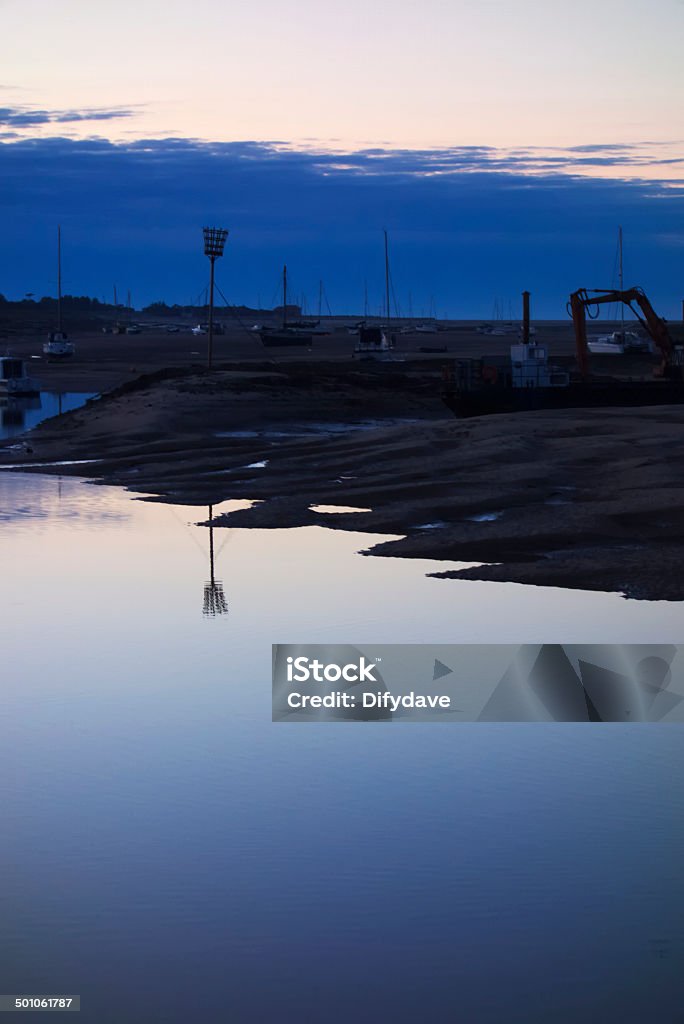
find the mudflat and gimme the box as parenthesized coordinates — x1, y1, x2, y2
(3, 329, 683, 600)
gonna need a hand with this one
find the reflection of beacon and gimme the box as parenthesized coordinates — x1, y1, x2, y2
(203, 505, 228, 617)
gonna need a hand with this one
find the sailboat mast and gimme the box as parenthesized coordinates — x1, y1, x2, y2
(282, 264, 287, 329)
(618, 225, 624, 339)
(57, 225, 62, 332)
(384, 229, 391, 324)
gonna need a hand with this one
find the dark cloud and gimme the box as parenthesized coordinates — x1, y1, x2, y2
(567, 143, 639, 153)
(0, 105, 135, 127)
(0, 136, 682, 316)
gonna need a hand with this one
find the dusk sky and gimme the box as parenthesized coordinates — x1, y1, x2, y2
(2, 0, 683, 316)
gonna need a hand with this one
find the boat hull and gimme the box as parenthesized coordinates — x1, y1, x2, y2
(587, 342, 624, 355)
(443, 380, 684, 417)
(259, 330, 312, 348)
(43, 346, 75, 360)
(44, 332, 75, 359)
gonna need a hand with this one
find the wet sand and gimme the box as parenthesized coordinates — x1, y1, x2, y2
(0, 320, 593, 392)
(3, 327, 683, 600)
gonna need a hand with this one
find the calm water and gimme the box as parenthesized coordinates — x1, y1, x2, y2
(1, 472, 682, 1023)
(0, 393, 95, 440)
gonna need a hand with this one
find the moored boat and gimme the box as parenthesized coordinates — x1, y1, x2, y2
(44, 330, 75, 359)
(259, 265, 314, 348)
(43, 227, 76, 360)
(352, 323, 396, 360)
(259, 327, 313, 347)
(587, 335, 625, 355)
(588, 329, 651, 355)
(352, 231, 402, 361)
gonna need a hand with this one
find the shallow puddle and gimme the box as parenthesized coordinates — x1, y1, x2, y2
(310, 503, 372, 514)
(465, 511, 503, 523)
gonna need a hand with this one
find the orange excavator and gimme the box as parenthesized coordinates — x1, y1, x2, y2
(569, 287, 682, 380)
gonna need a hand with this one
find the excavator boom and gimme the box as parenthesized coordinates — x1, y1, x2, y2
(569, 286, 676, 379)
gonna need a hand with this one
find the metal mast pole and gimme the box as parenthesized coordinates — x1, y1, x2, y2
(57, 225, 62, 332)
(384, 229, 390, 323)
(208, 256, 215, 369)
(619, 225, 624, 341)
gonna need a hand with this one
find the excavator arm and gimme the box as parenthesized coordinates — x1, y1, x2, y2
(569, 287, 677, 380)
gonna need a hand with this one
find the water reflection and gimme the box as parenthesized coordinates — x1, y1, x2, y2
(0, 472, 130, 528)
(0, 473, 683, 1023)
(0, 391, 95, 440)
(202, 504, 228, 617)
(1, 395, 41, 430)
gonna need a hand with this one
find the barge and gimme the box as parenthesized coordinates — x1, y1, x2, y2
(443, 287, 684, 417)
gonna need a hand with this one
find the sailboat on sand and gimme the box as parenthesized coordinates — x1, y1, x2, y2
(352, 230, 399, 361)
(588, 228, 652, 355)
(259, 266, 314, 348)
(44, 227, 75, 360)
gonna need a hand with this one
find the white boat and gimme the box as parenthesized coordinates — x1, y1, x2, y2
(489, 322, 522, 337)
(415, 322, 438, 334)
(44, 330, 75, 359)
(587, 337, 624, 355)
(615, 329, 652, 353)
(43, 227, 76, 360)
(587, 330, 651, 355)
(0, 355, 40, 397)
(587, 229, 652, 356)
(478, 321, 536, 337)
